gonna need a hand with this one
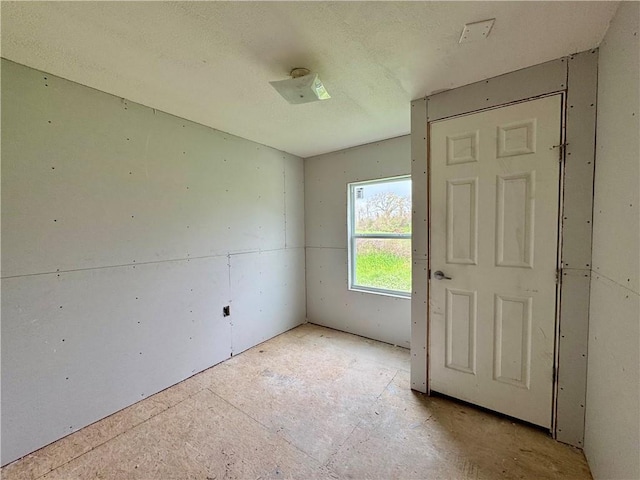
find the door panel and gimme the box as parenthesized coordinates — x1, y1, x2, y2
(445, 288, 477, 374)
(430, 95, 562, 428)
(446, 178, 478, 265)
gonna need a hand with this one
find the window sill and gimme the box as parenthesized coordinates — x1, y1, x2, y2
(348, 286, 411, 299)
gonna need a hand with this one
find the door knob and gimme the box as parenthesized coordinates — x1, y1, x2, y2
(433, 270, 452, 280)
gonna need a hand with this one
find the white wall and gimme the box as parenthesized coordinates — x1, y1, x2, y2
(304, 136, 411, 347)
(0, 59, 306, 465)
(585, 3, 640, 479)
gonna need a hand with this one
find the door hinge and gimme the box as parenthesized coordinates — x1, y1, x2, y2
(551, 143, 569, 162)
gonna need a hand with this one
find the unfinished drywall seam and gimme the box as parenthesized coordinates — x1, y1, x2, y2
(554, 49, 598, 448)
(410, 97, 428, 393)
(283, 160, 288, 248)
(2, 253, 228, 280)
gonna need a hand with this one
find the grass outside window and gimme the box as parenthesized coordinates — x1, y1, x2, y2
(348, 176, 411, 297)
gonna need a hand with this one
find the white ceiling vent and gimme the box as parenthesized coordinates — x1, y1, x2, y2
(459, 19, 496, 44)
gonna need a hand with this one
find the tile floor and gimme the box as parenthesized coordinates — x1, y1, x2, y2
(1, 323, 591, 479)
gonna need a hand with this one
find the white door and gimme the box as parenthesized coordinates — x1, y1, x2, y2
(429, 95, 562, 428)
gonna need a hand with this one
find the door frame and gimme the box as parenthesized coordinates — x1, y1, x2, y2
(410, 50, 598, 448)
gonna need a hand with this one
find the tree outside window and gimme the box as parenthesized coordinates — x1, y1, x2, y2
(348, 176, 411, 297)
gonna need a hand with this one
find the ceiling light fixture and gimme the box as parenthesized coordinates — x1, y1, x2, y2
(459, 18, 495, 44)
(269, 68, 331, 104)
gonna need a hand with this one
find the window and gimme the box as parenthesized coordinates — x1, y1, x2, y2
(348, 176, 411, 297)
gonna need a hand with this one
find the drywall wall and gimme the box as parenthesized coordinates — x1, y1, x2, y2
(0, 59, 305, 465)
(304, 136, 411, 347)
(585, 3, 640, 479)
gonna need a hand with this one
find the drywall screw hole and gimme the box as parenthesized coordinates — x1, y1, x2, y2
(66, 377, 69, 380)
(590, 104, 594, 107)
(62, 338, 65, 341)
(54, 219, 57, 222)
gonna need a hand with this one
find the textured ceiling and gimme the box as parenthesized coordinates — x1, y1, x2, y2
(1, 1, 618, 157)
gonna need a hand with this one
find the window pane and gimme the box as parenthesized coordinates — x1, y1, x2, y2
(354, 238, 411, 293)
(354, 179, 411, 234)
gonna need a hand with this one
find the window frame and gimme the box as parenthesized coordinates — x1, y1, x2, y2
(347, 175, 412, 298)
